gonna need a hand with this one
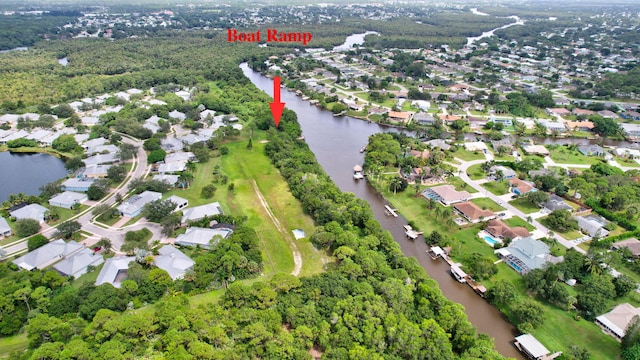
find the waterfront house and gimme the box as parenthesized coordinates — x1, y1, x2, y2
(175, 226, 233, 250)
(453, 201, 495, 223)
(421, 185, 470, 206)
(181, 202, 223, 224)
(620, 123, 640, 138)
(10, 204, 48, 223)
(48, 191, 88, 209)
(13, 239, 83, 271)
(612, 148, 640, 159)
(62, 177, 95, 192)
(95, 256, 135, 288)
(388, 111, 413, 124)
(423, 139, 451, 151)
(117, 191, 162, 218)
(82, 165, 111, 178)
(577, 144, 605, 157)
(612, 238, 640, 257)
(485, 219, 530, 241)
(522, 144, 549, 156)
(595, 303, 640, 341)
(0, 217, 11, 238)
(498, 236, 562, 275)
(154, 245, 195, 280)
(565, 121, 594, 132)
(464, 141, 488, 153)
(53, 247, 104, 278)
(514, 334, 551, 360)
(413, 112, 435, 125)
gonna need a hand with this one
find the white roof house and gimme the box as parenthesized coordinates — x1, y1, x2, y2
(200, 109, 216, 121)
(621, 123, 640, 137)
(53, 247, 104, 278)
(166, 195, 189, 211)
(175, 227, 232, 249)
(10, 204, 49, 223)
(12, 239, 84, 271)
(84, 153, 119, 166)
(463, 141, 488, 152)
(165, 151, 195, 164)
(48, 191, 88, 209)
(0, 217, 11, 238)
(181, 202, 223, 224)
(95, 256, 135, 288)
(117, 191, 162, 218)
(168, 110, 186, 121)
(86, 144, 118, 155)
(596, 303, 640, 340)
(82, 164, 112, 178)
(421, 185, 471, 206)
(81, 137, 106, 149)
(153, 174, 180, 186)
(514, 334, 550, 360)
(62, 177, 95, 192)
(612, 148, 640, 158)
(154, 245, 195, 280)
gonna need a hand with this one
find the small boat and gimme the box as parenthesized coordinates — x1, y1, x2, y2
(427, 246, 445, 260)
(403, 225, 423, 240)
(353, 164, 364, 180)
(302, 96, 310, 100)
(450, 264, 467, 283)
(359, 146, 367, 153)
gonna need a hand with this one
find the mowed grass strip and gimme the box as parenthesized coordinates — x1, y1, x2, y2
(0, 333, 28, 358)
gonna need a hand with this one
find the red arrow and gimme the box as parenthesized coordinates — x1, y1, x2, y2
(269, 76, 285, 127)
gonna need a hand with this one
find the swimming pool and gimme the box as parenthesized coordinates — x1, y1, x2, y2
(483, 235, 499, 246)
(508, 261, 523, 273)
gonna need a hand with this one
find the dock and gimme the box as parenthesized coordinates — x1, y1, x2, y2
(450, 264, 467, 283)
(427, 246, 445, 260)
(384, 205, 398, 217)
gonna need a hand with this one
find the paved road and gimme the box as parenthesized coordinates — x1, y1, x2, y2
(456, 158, 587, 254)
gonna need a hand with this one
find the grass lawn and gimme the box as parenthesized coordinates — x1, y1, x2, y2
(617, 157, 640, 168)
(96, 212, 121, 226)
(448, 176, 478, 193)
(548, 147, 601, 165)
(509, 198, 540, 214)
(504, 216, 536, 231)
(48, 205, 89, 226)
(538, 217, 583, 240)
(451, 148, 486, 162)
(470, 197, 505, 212)
(481, 181, 510, 195)
(72, 263, 104, 289)
(466, 163, 486, 180)
(219, 141, 330, 278)
(0, 333, 28, 358)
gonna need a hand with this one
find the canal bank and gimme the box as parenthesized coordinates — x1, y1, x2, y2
(241, 63, 525, 359)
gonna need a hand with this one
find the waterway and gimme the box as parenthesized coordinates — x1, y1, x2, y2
(240, 63, 525, 359)
(0, 152, 68, 203)
(332, 31, 380, 52)
(466, 15, 524, 47)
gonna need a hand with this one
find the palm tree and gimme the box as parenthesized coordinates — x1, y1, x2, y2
(185, 160, 197, 173)
(178, 171, 194, 189)
(427, 198, 436, 210)
(434, 206, 443, 219)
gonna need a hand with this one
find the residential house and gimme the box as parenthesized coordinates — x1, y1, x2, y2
(0, 130, 29, 144)
(620, 111, 640, 121)
(598, 110, 619, 119)
(463, 141, 488, 153)
(574, 215, 609, 238)
(117, 191, 162, 218)
(25, 129, 52, 143)
(181, 202, 223, 224)
(84, 153, 119, 167)
(165, 151, 196, 164)
(157, 161, 187, 174)
(514, 334, 551, 360)
(166, 195, 189, 211)
(612, 238, 640, 257)
(423, 139, 451, 151)
(565, 121, 594, 132)
(595, 303, 640, 340)
(621, 123, 640, 138)
(542, 194, 573, 212)
(612, 148, 640, 159)
(82, 165, 111, 178)
(439, 114, 462, 122)
(53, 247, 104, 278)
(421, 185, 471, 206)
(10, 204, 48, 223)
(493, 117, 513, 127)
(175, 226, 233, 249)
(81, 116, 99, 126)
(497, 236, 563, 275)
(168, 110, 186, 121)
(491, 139, 513, 152)
(453, 201, 495, 223)
(81, 138, 107, 150)
(13, 239, 83, 271)
(62, 177, 95, 192)
(509, 178, 536, 195)
(161, 136, 184, 153)
(413, 112, 435, 125)
(489, 166, 516, 180)
(546, 108, 571, 116)
(573, 108, 595, 117)
(199, 109, 216, 121)
(48, 191, 88, 209)
(95, 256, 135, 288)
(578, 144, 606, 157)
(388, 111, 413, 124)
(153, 174, 180, 186)
(154, 245, 195, 280)
(540, 120, 566, 133)
(529, 168, 562, 178)
(485, 219, 530, 241)
(0, 217, 12, 238)
(409, 149, 430, 161)
(86, 144, 118, 156)
(522, 144, 550, 156)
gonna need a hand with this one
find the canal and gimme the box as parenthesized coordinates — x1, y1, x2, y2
(241, 63, 525, 359)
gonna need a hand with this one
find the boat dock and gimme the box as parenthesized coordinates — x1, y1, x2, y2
(428, 247, 486, 296)
(384, 205, 398, 217)
(403, 225, 423, 240)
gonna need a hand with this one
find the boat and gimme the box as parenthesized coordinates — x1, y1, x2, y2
(302, 96, 310, 100)
(450, 264, 468, 283)
(403, 225, 423, 240)
(353, 164, 364, 180)
(427, 246, 445, 260)
(359, 146, 367, 153)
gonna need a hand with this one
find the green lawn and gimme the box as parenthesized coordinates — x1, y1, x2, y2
(548, 147, 601, 165)
(509, 198, 540, 214)
(72, 263, 104, 289)
(617, 157, 640, 168)
(451, 148, 486, 162)
(504, 216, 536, 231)
(0, 333, 28, 358)
(481, 181, 510, 195)
(466, 163, 486, 180)
(470, 197, 505, 212)
(538, 217, 583, 240)
(448, 176, 478, 193)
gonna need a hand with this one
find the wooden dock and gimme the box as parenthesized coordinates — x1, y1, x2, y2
(403, 225, 423, 240)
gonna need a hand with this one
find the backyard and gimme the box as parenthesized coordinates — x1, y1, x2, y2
(481, 180, 510, 195)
